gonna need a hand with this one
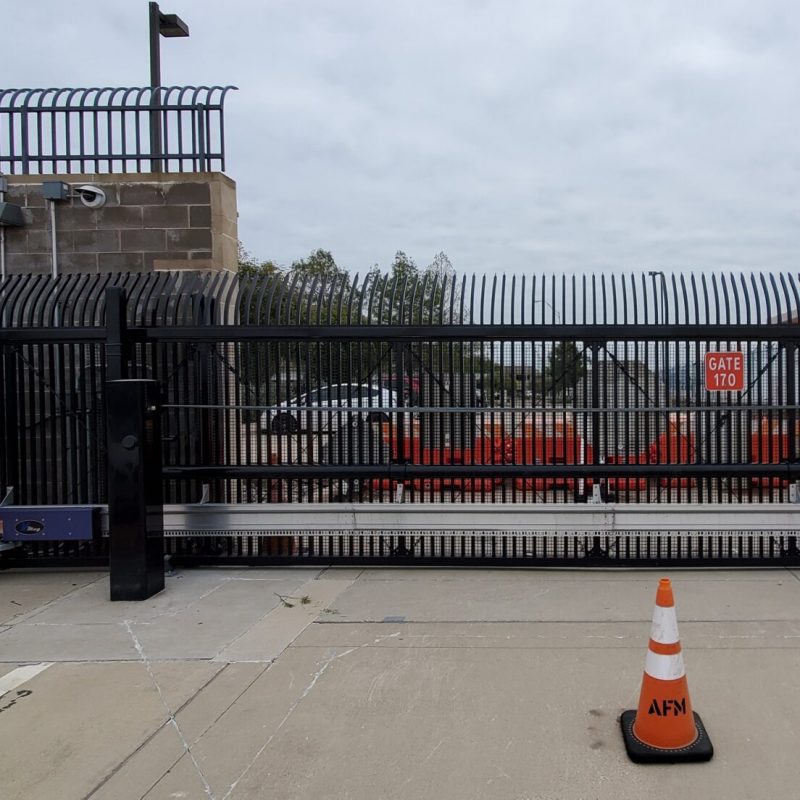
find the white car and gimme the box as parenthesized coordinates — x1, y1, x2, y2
(260, 384, 398, 434)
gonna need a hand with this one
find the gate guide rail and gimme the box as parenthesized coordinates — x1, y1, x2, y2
(91, 502, 800, 536)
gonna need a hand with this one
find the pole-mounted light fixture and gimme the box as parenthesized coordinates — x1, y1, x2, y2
(149, 2, 190, 171)
(157, 11, 189, 38)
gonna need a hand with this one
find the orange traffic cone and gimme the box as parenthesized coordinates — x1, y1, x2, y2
(620, 578, 713, 762)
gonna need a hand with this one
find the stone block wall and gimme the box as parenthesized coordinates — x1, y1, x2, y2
(2, 172, 238, 274)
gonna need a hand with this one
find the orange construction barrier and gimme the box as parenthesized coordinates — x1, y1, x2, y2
(369, 422, 505, 494)
(750, 417, 799, 487)
(653, 413, 697, 488)
(513, 415, 593, 492)
(608, 414, 697, 492)
(620, 578, 713, 762)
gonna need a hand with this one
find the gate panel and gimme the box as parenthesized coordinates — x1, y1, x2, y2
(2, 270, 800, 568)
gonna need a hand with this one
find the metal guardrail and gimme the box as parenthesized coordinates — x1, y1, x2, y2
(0, 86, 237, 174)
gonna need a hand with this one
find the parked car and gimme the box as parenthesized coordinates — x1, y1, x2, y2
(260, 384, 398, 434)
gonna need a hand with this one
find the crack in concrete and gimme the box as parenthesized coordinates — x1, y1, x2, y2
(220, 648, 354, 800)
(86, 661, 273, 800)
(221, 631, 400, 800)
(208, 596, 287, 662)
(123, 620, 216, 800)
(85, 663, 230, 800)
(131, 581, 228, 624)
(211, 576, 357, 664)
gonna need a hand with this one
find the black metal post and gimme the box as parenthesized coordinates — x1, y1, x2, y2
(197, 104, 207, 171)
(194, 295, 216, 500)
(149, 2, 162, 89)
(591, 342, 602, 495)
(107, 379, 165, 601)
(19, 112, 29, 174)
(149, 2, 163, 172)
(1, 345, 19, 498)
(105, 287, 128, 381)
(393, 342, 407, 464)
(786, 341, 797, 466)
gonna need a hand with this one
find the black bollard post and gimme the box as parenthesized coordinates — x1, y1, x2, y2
(107, 379, 165, 601)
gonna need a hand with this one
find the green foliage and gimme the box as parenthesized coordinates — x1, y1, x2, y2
(381, 249, 460, 325)
(237, 242, 280, 276)
(542, 341, 586, 398)
(237, 244, 345, 281)
(235, 244, 476, 406)
(290, 248, 346, 278)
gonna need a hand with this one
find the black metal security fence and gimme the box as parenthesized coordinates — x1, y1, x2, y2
(2, 268, 800, 504)
(0, 86, 237, 174)
(2, 269, 800, 568)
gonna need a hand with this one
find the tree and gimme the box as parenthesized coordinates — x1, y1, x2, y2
(233, 245, 478, 408)
(377, 251, 482, 405)
(290, 248, 345, 278)
(426, 251, 453, 277)
(237, 242, 280, 276)
(426, 251, 461, 322)
(382, 250, 462, 325)
(542, 341, 586, 399)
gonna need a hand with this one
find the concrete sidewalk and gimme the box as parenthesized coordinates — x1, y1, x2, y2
(1, 566, 799, 799)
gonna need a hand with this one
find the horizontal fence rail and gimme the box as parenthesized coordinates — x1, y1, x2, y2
(0, 86, 237, 174)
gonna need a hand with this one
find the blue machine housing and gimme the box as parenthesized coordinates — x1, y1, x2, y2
(0, 506, 99, 541)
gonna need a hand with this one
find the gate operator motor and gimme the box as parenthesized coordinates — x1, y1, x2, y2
(0, 506, 99, 541)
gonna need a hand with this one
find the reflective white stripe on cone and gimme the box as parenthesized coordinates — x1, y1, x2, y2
(650, 604, 680, 645)
(644, 650, 686, 681)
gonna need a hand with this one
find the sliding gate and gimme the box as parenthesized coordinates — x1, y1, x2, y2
(2, 270, 800, 568)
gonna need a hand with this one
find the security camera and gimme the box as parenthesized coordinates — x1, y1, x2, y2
(73, 185, 107, 209)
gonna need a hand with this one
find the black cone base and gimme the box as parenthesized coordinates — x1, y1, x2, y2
(620, 710, 714, 763)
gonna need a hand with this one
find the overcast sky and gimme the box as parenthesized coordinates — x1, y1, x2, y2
(5, 1, 800, 276)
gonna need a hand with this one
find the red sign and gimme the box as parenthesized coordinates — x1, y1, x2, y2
(705, 351, 744, 391)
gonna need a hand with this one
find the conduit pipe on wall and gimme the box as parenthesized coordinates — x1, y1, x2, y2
(48, 199, 58, 279)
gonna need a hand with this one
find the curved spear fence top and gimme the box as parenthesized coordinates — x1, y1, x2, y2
(0, 85, 237, 174)
(0, 270, 798, 330)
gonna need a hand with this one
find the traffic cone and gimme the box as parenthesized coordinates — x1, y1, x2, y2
(620, 578, 713, 763)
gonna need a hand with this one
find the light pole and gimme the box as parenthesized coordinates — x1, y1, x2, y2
(649, 270, 669, 457)
(648, 270, 668, 378)
(149, 2, 189, 171)
(533, 297, 562, 324)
